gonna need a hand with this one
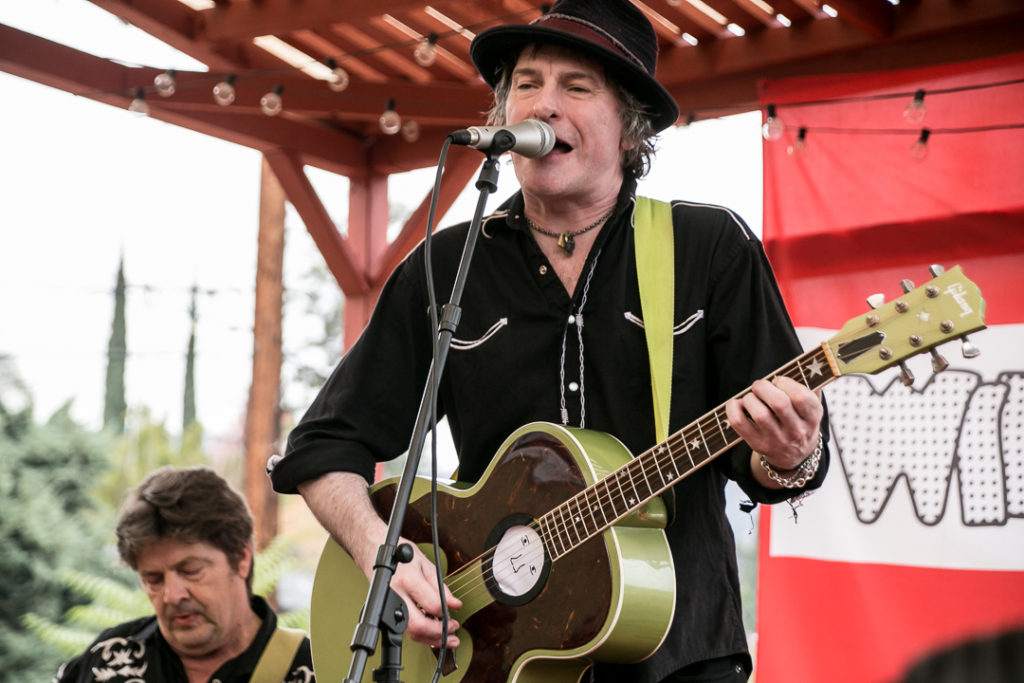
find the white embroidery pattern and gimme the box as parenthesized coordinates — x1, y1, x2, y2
(87, 636, 147, 682)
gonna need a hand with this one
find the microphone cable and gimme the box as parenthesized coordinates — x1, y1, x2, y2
(423, 135, 452, 683)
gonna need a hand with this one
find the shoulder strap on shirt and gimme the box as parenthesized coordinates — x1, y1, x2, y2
(633, 196, 675, 443)
(250, 626, 306, 683)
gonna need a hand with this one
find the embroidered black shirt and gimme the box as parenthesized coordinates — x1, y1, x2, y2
(53, 596, 314, 683)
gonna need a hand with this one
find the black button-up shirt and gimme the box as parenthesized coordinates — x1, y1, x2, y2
(273, 179, 828, 681)
(53, 596, 314, 682)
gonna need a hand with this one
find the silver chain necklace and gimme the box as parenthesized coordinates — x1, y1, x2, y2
(526, 207, 614, 255)
(559, 249, 601, 428)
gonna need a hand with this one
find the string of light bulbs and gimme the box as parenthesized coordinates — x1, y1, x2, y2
(757, 78, 1024, 161)
(122, 6, 549, 139)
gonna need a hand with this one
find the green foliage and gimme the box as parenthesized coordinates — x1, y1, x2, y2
(104, 256, 127, 434)
(253, 535, 302, 598)
(92, 408, 207, 514)
(0, 361, 115, 681)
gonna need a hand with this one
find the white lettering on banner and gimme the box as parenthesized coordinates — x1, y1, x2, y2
(828, 371, 1023, 526)
(770, 325, 1024, 571)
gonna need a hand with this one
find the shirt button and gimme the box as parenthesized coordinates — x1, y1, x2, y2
(568, 314, 576, 325)
(539, 265, 548, 275)
(568, 382, 579, 392)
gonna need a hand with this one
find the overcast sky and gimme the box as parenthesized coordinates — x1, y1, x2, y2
(0, 0, 763, 444)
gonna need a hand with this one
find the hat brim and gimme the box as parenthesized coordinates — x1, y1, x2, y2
(470, 24, 680, 133)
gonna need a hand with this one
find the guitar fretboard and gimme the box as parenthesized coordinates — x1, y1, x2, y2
(534, 343, 836, 560)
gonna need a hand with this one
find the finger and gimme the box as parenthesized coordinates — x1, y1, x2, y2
(404, 604, 461, 648)
(772, 376, 824, 424)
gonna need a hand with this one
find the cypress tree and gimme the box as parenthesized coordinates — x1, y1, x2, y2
(103, 256, 127, 434)
(183, 284, 197, 431)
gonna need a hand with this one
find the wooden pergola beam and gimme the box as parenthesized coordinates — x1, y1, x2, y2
(263, 148, 370, 297)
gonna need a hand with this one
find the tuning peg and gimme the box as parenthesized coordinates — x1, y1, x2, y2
(900, 279, 915, 294)
(930, 348, 949, 373)
(865, 293, 915, 384)
(961, 335, 981, 358)
(928, 264, 946, 277)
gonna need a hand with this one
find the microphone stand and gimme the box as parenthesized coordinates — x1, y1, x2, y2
(344, 139, 510, 683)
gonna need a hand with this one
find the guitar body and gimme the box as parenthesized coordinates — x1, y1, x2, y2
(311, 422, 676, 683)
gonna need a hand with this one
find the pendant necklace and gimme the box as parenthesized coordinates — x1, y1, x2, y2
(526, 207, 614, 256)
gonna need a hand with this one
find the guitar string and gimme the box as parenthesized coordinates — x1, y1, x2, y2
(443, 348, 832, 603)
(443, 349, 831, 605)
(442, 348, 833, 605)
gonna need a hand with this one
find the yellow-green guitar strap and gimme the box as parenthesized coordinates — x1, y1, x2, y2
(633, 196, 674, 444)
(251, 625, 306, 683)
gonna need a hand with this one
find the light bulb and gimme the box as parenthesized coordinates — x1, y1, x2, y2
(128, 88, 150, 116)
(909, 129, 930, 161)
(413, 35, 437, 67)
(260, 86, 284, 116)
(213, 77, 236, 106)
(329, 66, 350, 92)
(401, 119, 420, 142)
(380, 99, 401, 135)
(903, 89, 926, 124)
(154, 70, 176, 97)
(787, 127, 807, 158)
(762, 104, 784, 141)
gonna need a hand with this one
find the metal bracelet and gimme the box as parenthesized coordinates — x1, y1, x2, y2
(759, 434, 823, 489)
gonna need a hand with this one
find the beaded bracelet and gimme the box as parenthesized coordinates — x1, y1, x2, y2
(759, 434, 824, 489)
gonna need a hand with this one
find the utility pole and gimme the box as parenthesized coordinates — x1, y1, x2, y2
(245, 156, 285, 549)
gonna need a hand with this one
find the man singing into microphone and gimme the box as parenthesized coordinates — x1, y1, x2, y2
(270, 0, 828, 681)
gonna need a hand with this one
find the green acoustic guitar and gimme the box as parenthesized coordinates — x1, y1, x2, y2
(310, 265, 986, 683)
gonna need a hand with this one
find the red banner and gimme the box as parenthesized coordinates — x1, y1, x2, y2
(756, 54, 1024, 683)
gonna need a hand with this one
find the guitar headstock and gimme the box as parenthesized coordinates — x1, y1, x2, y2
(827, 265, 986, 383)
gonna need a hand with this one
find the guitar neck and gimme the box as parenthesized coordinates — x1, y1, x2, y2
(537, 343, 837, 560)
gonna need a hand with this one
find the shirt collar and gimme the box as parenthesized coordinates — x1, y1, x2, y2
(499, 177, 639, 234)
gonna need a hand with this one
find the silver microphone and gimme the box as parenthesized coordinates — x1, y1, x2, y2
(448, 119, 555, 158)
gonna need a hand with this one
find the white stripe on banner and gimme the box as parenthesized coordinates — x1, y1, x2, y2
(770, 324, 1024, 571)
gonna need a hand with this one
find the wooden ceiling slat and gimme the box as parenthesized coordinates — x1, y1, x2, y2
(732, 0, 780, 27)
(827, 0, 896, 39)
(770, 0, 817, 24)
(288, 29, 389, 83)
(199, 0, 425, 42)
(406, 7, 477, 70)
(373, 12, 478, 81)
(332, 20, 433, 84)
(640, 1, 717, 40)
(701, 0, 768, 32)
(658, 1, 730, 36)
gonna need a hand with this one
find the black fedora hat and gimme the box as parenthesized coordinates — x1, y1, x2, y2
(470, 0, 680, 132)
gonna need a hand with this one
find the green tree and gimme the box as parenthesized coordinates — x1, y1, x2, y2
(183, 284, 198, 431)
(103, 256, 127, 434)
(0, 359, 114, 681)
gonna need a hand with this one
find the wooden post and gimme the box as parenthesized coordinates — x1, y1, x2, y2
(245, 156, 285, 550)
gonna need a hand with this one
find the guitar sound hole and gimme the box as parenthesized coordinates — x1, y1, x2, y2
(483, 515, 551, 606)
